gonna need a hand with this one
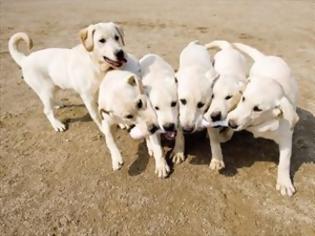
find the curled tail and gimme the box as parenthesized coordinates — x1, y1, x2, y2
(205, 40, 232, 50)
(8, 32, 33, 67)
(233, 43, 264, 61)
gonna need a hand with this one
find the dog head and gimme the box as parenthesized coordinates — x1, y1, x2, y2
(80, 22, 126, 70)
(204, 75, 246, 125)
(227, 77, 299, 131)
(99, 70, 159, 138)
(177, 68, 216, 133)
(146, 76, 178, 139)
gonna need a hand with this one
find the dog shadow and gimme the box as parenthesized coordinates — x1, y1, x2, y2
(187, 107, 315, 179)
(56, 104, 93, 127)
(128, 138, 176, 177)
(128, 142, 150, 176)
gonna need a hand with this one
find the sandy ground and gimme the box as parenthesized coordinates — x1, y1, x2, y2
(1, 0, 315, 235)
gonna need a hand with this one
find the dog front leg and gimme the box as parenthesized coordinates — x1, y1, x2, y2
(81, 93, 102, 130)
(276, 131, 295, 196)
(207, 127, 225, 170)
(101, 119, 124, 170)
(149, 134, 170, 178)
(171, 128, 185, 164)
(145, 137, 153, 156)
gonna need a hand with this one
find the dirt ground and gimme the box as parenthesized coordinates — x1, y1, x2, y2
(1, 0, 315, 235)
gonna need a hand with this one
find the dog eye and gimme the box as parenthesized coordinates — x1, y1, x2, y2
(180, 99, 187, 105)
(253, 106, 262, 112)
(125, 114, 134, 119)
(136, 99, 142, 109)
(174, 77, 178, 83)
(171, 101, 177, 107)
(242, 96, 246, 102)
(225, 95, 232, 100)
(154, 106, 159, 110)
(197, 102, 205, 108)
(99, 38, 106, 43)
(211, 94, 214, 99)
(114, 35, 119, 41)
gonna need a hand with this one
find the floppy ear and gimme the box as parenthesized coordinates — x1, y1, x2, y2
(99, 108, 110, 120)
(80, 25, 95, 52)
(256, 119, 280, 132)
(114, 23, 125, 46)
(126, 75, 144, 94)
(278, 96, 299, 129)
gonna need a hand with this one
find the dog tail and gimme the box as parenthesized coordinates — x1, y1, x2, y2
(205, 40, 232, 50)
(8, 32, 33, 67)
(233, 43, 264, 61)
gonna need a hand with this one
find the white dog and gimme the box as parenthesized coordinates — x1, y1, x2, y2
(98, 70, 170, 177)
(177, 41, 218, 133)
(8, 22, 127, 132)
(227, 43, 299, 196)
(202, 40, 247, 170)
(140, 54, 184, 164)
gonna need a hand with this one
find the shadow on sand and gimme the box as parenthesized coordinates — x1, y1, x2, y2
(129, 107, 315, 180)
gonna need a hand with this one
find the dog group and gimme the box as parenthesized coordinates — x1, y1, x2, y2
(8, 22, 299, 197)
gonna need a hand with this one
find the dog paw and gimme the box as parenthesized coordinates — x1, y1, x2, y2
(52, 120, 66, 132)
(209, 158, 225, 170)
(172, 151, 185, 164)
(155, 159, 170, 178)
(112, 159, 124, 171)
(118, 123, 128, 130)
(276, 177, 295, 197)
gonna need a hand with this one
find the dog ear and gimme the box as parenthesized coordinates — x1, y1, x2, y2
(114, 23, 125, 46)
(80, 25, 95, 52)
(278, 96, 299, 129)
(126, 75, 144, 94)
(256, 119, 280, 132)
(99, 108, 110, 120)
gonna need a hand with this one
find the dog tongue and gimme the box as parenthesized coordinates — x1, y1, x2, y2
(164, 131, 176, 141)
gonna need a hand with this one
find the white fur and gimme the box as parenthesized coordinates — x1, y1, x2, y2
(203, 40, 247, 170)
(227, 43, 299, 196)
(177, 41, 218, 133)
(8, 22, 127, 132)
(140, 54, 185, 165)
(98, 70, 170, 177)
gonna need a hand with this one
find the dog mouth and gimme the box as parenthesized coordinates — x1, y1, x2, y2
(103, 56, 126, 68)
(163, 131, 177, 141)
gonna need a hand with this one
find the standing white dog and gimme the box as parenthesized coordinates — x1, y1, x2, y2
(177, 41, 218, 133)
(203, 40, 247, 170)
(8, 22, 127, 132)
(140, 54, 184, 165)
(227, 43, 299, 196)
(98, 70, 170, 177)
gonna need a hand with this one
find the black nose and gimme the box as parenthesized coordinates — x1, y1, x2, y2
(163, 123, 175, 132)
(228, 119, 238, 129)
(183, 126, 194, 133)
(148, 124, 159, 134)
(115, 50, 125, 61)
(211, 111, 222, 122)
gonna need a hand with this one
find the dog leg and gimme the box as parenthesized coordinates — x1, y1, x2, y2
(276, 131, 295, 196)
(171, 128, 185, 164)
(37, 88, 66, 132)
(81, 93, 102, 130)
(208, 127, 225, 170)
(149, 134, 170, 178)
(146, 137, 153, 156)
(101, 118, 124, 170)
